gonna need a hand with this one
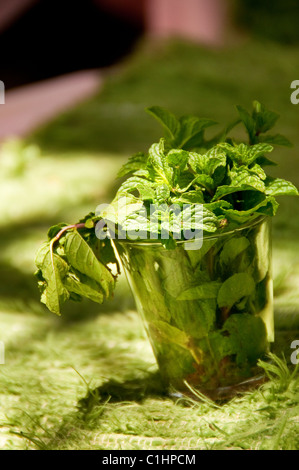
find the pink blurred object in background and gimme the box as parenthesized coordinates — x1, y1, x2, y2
(0, 0, 37, 32)
(0, 70, 101, 140)
(146, 0, 229, 45)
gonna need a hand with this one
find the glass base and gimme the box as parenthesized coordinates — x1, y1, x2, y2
(168, 374, 268, 402)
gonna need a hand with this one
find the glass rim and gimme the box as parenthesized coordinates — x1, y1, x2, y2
(114, 215, 269, 248)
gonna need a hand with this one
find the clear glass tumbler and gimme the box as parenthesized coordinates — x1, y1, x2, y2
(116, 216, 273, 399)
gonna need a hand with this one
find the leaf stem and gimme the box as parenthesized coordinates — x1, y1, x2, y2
(49, 223, 87, 268)
(52, 223, 86, 243)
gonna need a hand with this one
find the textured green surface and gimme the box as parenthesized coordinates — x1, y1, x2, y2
(0, 39, 299, 449)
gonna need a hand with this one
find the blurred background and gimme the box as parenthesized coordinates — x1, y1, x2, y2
(0, 0, 299, 450)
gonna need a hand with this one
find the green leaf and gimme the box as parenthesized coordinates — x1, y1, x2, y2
(84, 219, 94, 229)
(146, 106, 180, 140)
(193, 174, 215, 193)
(145, 106, 217, 150)
(117, 152, 148, 178)
(247, 143, 273, 165)
(220, 236, 250, 267)
(258, 134, 293, 148)
(100, 195, 144, 226)
(222, 313, 268, 364)
(177, 281, 221, 300)
(204, 200, 232, 213)
(64, 231, 115, 298)
(217, 273, 255, 309)
(249, 163, 266, 180)
(149, 320, 190, 350)
(35, 242, 70, 315)
(47, 223, 68, 240)
(118, 176, 156, 201)
(96, 238, 119, 267)
(229, 167, 265, 192)
(222, 201, 272, 224)
(255, 156, 278, 167)
(256, 198, 279, 217)
(212, 177, 265, 201)
(64, 273, 104, 304)
(264, 177, 299, 196)
(173, 190, 204, 204)
(219, 142, 273, 166)
(148, 140, 173, 186)
(155, 184, 170, 203)
(175, 115, 217, 149)
(212, 185, 246, 201)
(181, 205, 219, 233)
(252, 101, 280, 134)
(121, 211, 151, 236)
(224, 191, 279, 220)
(175, 172, 196, 192)
(166, 149, 189, 170)
(188, 149, 226, 176)
(236, 105, 256, 142)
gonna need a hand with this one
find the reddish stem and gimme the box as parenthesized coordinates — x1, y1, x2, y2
(53, 223, 86, 242)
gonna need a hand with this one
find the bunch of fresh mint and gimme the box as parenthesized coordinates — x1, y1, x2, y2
(35, 101, 298, 316)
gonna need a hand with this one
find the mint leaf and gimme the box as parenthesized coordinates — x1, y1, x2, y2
(236, 105, 256, 143)
(222, 313, 268, 364)
(173, 190, 204, 204)
(155, 184, 170, 203)
(264, 176, 299, 196)
(64, 231, 115, 298)
(255, 156, 278, 167)
(256, 198, 279, 217)
(118, 176, 156, 201)
(252, 100, 279, 134)
(229, 167, 266, 192)
(166, 149, 189, 170)
(149, 320, 190, 350)
(222, 194, 278, 222)
(220, 236, 250, 267)
(96, 238, 119, 267)
(189, 149, 226, 177)
(99, 195, 144, 226)
(117, 152, 148, 178)
(146, 106, 180, 140)
(175, 115, 217, 149)
(249, 163, 266, 180)
(258, 134, 293, 148)
(219, 142, 273, 166)
(64, 273, 105, 304)
(148, 140, 173, 186)
(177, 281, 221, 300)
(217, 273, 255, 310)
(181, 205, 219, 233)
(146, 106, 217, 150)
(35, 242, 70, 315)
(235, 101, 291, 147)
(192, 174, 215, 193)
(247, 143, 274, 165)
(47, 223, 69, 240)
(212, 185, 247, 201)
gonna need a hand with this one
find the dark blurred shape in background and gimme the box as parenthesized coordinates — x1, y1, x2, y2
(0, 0, 145, 89)
(1, 0, 299, 91)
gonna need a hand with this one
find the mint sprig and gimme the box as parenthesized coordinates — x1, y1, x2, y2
(35, 101, 298, 318)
